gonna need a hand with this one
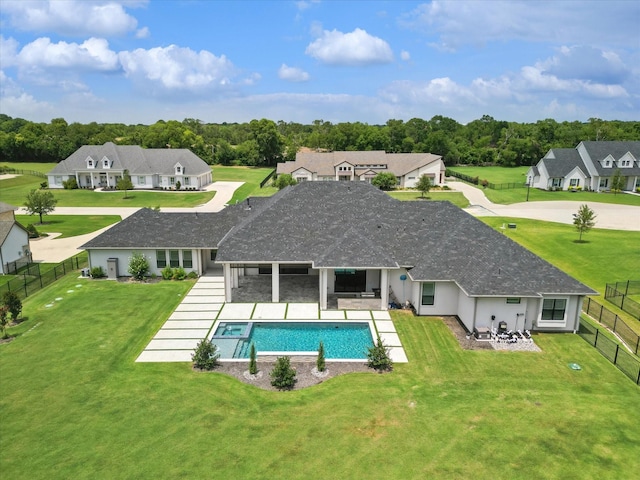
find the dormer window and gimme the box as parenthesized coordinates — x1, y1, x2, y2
(174, 163, 183, 175)
(86, 156, 95, 169)
(102, 156, 111, 169)
(604, 160, 610, 167)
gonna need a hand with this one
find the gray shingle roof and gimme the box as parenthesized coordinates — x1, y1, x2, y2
(542, 148, 587, 177)
(217, 182, 594, 297)
(580, 141, 640, 176)
(49, 142, 210, 176)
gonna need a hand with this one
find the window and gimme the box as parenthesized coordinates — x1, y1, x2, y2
(156, 250, 166, 268)
(184, 177, 190, 185)
(182, 250, 192, 268)
(138, 176, 145, 185)
(176, 166, 182, 173)
(280, 266, 308, 275)
(170, 177, 175, 185)
(552, 178, 562, 187)
(258, 266, 272, 275)
(339, 175, 350, 181)
(296, 177, 307, 182)
(87, 160, 93, 167)
(55, 176, 62, 185)
(570, 179, 579, 187)
(210, 250, 217, 261)
(604, 160, 610, 167)
(542, 298, 566, 321)
(169, 250, 180, 267)
(421, 283, 435, 306)
(599, 178, 609, 188)
(506, 298, 521, 304)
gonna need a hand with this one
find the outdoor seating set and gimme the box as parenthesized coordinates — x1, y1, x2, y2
(490, 324, 533, 344)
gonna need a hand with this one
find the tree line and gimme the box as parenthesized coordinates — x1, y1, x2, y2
(1, 114, 638, 168)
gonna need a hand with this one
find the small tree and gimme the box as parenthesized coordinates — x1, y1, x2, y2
(24, 189, 57, 224)
(367, 336, 393, 372)
(2, 291, 22, 322)
(62, 177, 78, 189)
(249, 342, 258, 375)
(128, 252, 149, 280)
(316, 341, 326, 372)
(192, 339, 220, 370)
(573, 204, 597, 242)
(610, 168, 625, 195)
(274, 174, 297, 190)
(116, 170, 134, 198)
(371, 172, 397, 190)
(175, 180, 181, 190)
(416, 175, 432, 198)
(0, 305, 10, 339)
(270, 356, 297, 390)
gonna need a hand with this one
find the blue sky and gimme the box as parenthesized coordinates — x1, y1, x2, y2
(1, 0, 638, 125)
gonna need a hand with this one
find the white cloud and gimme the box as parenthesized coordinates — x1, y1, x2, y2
(0, 70, 53, 118)
(0, 36, 19, 68)
(135, 27, 150, 39)
(278, 64, 310, 82)
(18, 37, 120, 72)
(118, 45, 238, 93)
(404, 0, 640, 51)
(305, 27, 393, 66)
(1, 0, 147, 38)
(400, 50, 410, 61)
(541, 45, 630, 84)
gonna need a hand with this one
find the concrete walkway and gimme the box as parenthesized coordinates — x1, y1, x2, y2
(450, 181, 640, 231)
(22, 181, 245, 263)
(136, 275, 408, 363)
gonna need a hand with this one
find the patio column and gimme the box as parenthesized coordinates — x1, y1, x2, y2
(319, 269, 327, 310)
(232, 266, 239, 288)
(380, 269, 389, 310)
(271, 262, 279, 303)
(223, 263, 232, 302)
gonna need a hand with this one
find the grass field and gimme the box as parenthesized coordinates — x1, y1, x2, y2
(1, 162, 57, 174)
(15, 214, 121, 238)
(212, 165, 276, 203)
(1, 275, 638, 479)
(387, 190, 470, 208)
(448, 166, 640, 206)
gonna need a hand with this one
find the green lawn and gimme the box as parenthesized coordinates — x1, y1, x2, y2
(482, 187, 640, 206)
(448, 166, 530, 184)
(1, 276, 638, 479)
(1, 162, 57, 174)
(213, 165, 275, 203)
(15, 215, 121, 238)
(387, 190, 470, 208)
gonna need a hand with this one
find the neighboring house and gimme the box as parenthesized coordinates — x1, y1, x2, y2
(83, 182, 595, 333)
(0, 202, 31, 274)
(276, 150, 445, 188)
(48, 142, 212, 190)
(527, 141, 640, 192)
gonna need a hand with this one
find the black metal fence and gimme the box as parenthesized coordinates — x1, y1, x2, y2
(0, 254, 88, 301)
(605, 280, 640, 320)
(582, 297, 639, 355)
(0, 166, 47, 178)
(578, 321, 640, 385)
(3, 257, 31, 275)
(445, 169, 526, 190)
(259, 169, 276, 188)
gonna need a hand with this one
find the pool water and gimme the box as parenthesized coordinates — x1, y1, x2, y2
(214, 323, 249, 337)
(211, 321, 374, 359)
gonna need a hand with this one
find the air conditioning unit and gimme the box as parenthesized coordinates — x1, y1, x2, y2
(81, 268, 90, 277)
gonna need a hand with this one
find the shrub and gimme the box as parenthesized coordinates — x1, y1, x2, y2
(191, 339, 220, 370)
(316, 341, 326, 372)
(171, 267, 187, 280)
(128, 252, 149, 281)
(249, 342, 258, 375)
(481, 179, 489, 188)
(367, 337, 393, 372)
(161, 265, 174, 280)
(270, 356, 297, 390)
(0, 305, 9, 338)
(62, 177, 78, 189)
(175, 181, 181, 190)
(26, 224, 39, 238)
(187, 271, 198, 279)
(371, 172, 397, 190)
(2, 291, 22, 321)
(90, 266, 105, 278)
(472, 176, 480, 185)
(40, 181, 48, 189)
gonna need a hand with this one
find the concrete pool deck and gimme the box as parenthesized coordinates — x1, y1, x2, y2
(136, 275, 408, 363)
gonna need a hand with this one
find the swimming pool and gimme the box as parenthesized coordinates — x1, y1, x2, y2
(211, 321, 375, 360)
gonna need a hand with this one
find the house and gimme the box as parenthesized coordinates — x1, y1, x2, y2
(47, 142, 212, 190)
(82, 182, 595, 334)
(276, 150, 445, 187)
(527, 141, 640, 192)
(0, 202, 31, 274)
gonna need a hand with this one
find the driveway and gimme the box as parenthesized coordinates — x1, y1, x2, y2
(24, 181, 244, 262)
(450, 181, 640, 231)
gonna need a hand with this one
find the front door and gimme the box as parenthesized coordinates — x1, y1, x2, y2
(335, 269, 366, 292)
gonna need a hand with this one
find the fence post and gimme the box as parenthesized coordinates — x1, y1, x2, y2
(23, 275, 28, 297)
(626, 280, 630, 295)
(599, 304, 604, 323)
(594, 328, 599, 346)
(636, 336, 639, 355)
(613, 315, 618, 332)
(62, 261, 66, 275)
(613, 344, 619, 364)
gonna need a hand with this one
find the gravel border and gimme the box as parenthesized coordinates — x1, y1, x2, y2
(198, 361, 373, 390)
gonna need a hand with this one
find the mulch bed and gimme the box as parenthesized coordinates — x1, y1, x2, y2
(198, 361, 375, 391)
